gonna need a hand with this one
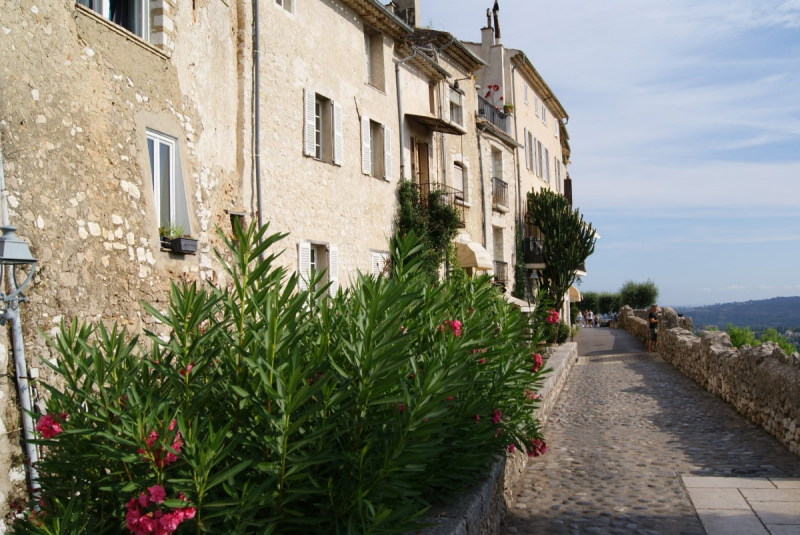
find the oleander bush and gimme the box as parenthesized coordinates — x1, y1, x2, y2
(18, 224, 549, 535)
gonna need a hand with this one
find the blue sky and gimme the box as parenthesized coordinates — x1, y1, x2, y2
(423, 0, 800, 306)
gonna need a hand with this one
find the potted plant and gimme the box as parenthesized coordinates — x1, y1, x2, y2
(503, 103, 514, 114)
(158, 223, 198, 255)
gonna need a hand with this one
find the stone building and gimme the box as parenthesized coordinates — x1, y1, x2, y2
(0, 0, 579, 521)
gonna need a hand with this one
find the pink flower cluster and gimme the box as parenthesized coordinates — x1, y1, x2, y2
(491, 408, 502, 425)
(125, 485, 195, 535)
(138, 420, 183, 468)
(546, 310, 560, 325)
(35, 413, 67, 439)
(531, 353, 543, 373)
(526, 439, 547, 457)
(440, 319, 462, 337)
(178, 363, 194, 377)
(525, 389, 538, 401)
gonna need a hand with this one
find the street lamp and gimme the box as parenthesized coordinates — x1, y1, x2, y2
(0, 225, 37, 316)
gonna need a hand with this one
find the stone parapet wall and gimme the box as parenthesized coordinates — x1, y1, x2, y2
(410, 342, 579, 535)
(620, 306, 800, 457)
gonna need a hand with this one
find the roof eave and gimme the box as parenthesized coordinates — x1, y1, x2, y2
(511, 53, 568, 120)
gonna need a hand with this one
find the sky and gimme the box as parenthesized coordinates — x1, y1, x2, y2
(422, 0, 800, 307)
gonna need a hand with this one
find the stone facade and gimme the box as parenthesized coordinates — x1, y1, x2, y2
(620, 306, 800, 457)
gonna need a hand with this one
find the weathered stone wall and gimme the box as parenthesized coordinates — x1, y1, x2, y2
(409, 342, 579, 535)
(620, 306, 800, 457)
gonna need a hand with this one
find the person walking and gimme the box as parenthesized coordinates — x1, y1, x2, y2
(648, 304, 658, 352)
(587, 310, 594, 328)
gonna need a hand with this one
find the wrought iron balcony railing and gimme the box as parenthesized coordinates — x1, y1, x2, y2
(493, 260, 508, 285)
(492, 177, 509, 210)
(523, 237, 545, 265)
(415, 182, 466, 228)
(478, 95, 510, 134)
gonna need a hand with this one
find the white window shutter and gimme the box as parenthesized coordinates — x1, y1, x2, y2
(298, 242, 311, 291)
(371, 252, 381, 278)
(361, 116, 372, 175)
(333, 101, 343, 166)
(383, 125, 392, 181)
(304, 88, 316, 157)
(524, 128, 530, 170)
(533, 138, 538, 176)
(442, 86, 450, 123)
(328, 245, 339, 295)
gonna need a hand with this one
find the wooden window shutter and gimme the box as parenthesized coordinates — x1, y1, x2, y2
(333, 101, 343, 166)
(383, 125, 392, 181)
(304, 88, 316, 157)
(298, 242, 311, 291)
(328, 245, 339, 296)
(523, 128, 530, 170)
(361, 116, 372, 175)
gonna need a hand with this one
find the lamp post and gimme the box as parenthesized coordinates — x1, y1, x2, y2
(0, 225, 40, 497)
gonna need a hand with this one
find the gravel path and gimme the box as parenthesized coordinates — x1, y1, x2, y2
(504, 328, 800, 535)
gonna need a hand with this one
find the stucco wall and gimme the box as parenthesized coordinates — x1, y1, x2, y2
(620, 306, 800, 457)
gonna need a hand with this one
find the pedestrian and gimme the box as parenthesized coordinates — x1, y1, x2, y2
(648, 304, 658, 353)
(576, 311, 584, 327)
(587, 310, 594, 328)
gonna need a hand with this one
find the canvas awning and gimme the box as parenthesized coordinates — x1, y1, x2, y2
(505, 295, 534, 314)
(406, 114, 467, 136)
(568, 285, 582, 302)
(456, 242, 493, 270)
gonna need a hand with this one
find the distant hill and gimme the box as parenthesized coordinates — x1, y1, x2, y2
(675, 296, 800, 330)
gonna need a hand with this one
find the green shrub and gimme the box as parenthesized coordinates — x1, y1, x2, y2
(19, 225, 549, 535)
(758, 328, 797, 354)
(726, 323, 758, 347)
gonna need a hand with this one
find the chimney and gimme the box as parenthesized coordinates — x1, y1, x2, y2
(492, 1, 501, 44)
(481, 8, 494, 47)
(394, 0, 420, 27)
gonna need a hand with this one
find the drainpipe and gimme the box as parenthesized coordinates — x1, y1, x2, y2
(0, 139, 40, 499)
(395, 49, 418, 181)
(476, 127, 487, 248)
(253, 0, 263, 235)
(511, 58, 523, 229)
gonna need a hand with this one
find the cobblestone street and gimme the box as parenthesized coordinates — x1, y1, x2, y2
(505, 328, 800, 535)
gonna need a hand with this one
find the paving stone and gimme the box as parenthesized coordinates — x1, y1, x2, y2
(740, 488, 800, 502)
(767, 526, 800, 535)
(503, 329, 800, 535)
(748, 501, 800, 525)
(684, 488, 749, 509)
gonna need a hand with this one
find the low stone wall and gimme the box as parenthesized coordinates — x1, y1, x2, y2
(620, 306, 800, 457)
(409, 342, 579, 535)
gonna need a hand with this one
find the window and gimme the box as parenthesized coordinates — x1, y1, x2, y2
(542, 106, 548, 126)
(449, 87, 463, 127)
(535, 96, 540, 117)
(147, 129, 191, 235)
(298, 242, 339, 295)
(524, 83, 529, 104)
(77, 0, 149, 40)
(555, 120, 559, 138)
(361, 116, 392, 180)
(371, 251, 389, 278)
(364, 29, 385, 90)
(555, 159, 562, 193)
(452, 162, 466, 202)
(491, 149, 502, 181)
(275, 0, 293, 12)
(429, 85, 436, 114)
(304, 89, 342, 165)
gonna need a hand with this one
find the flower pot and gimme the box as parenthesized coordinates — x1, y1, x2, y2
(168, 237, 198, 255)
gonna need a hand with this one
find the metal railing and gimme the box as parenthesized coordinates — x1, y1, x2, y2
(523, 237, 545, 265)
(493, 260, 508, 285)
(415, 182, 466, 228)
(492, 177, 508, 209)
(477, 95, 510, 133)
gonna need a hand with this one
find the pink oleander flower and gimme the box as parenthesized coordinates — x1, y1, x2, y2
(525, 389, 538, 401)
(398, 402, 405, 412)
(478, 358, 486, 364)
(178, 363, 194, 377)
(450, 319, 462, 337)
(35, 413, 67, 439)
(508, 444, 516, 453)
(474, 414, 481, 423)
(138, 420, 183, 468)
(149, 485, 166, 504)
(491, 408, 502, 424)
(526, 438, 547, 457)
(532, 353, 543, 373)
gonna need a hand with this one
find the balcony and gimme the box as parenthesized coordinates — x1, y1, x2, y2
(523, 237, 545, 267)
(492, 177, 509, 212)
(478, 95, 510, 134)
(493, 260, 508, 285)
(415, 182, 466, 228)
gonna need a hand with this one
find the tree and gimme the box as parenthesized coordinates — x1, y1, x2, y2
(597, 292, 622, 315)
(526, 189, 597, 311)
(581, 291, 599, 313)
(619, 279, 659, 309)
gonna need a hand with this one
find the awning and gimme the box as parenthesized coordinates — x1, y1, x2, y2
(568, 285, 582, 302)
(456, 242, 493, 270)
(407, 114, 467, 135)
